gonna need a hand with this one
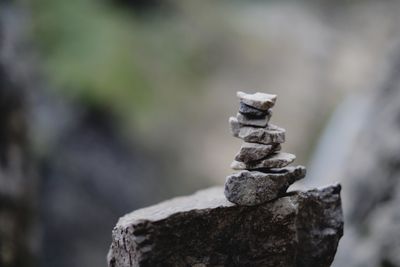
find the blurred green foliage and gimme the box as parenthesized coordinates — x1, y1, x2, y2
(27, 0, 211, 130)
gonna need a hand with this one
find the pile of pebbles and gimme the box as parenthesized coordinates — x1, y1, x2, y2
(225, 91, 306, 206)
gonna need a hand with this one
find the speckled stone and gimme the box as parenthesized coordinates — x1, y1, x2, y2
(239, 102, 270, 118)
(234, 143, 281, 163)
(236, 111, 271, 127)
(229, 117, 285, 144)
(231, 152, 295, 170)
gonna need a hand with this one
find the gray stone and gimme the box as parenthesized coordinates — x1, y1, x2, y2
(229, 117, 240, 137)
(231, 152, 295, 170)
(229, 117, 285, 144)
(239, 102, 270, 118)
(107, 184, 342, 267)
(237, 91, 277, 110)
(234, 142, 281, 163)
(224, 166, 306, 205)
(236, 112, 271, 127)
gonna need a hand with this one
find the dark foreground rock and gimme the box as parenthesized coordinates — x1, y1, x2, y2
(107, 185, 343, 267)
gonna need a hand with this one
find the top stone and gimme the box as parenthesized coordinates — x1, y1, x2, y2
(237, 91, 277, 110)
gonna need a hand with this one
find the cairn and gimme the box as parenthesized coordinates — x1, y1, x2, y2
(225, 91, 306, 206)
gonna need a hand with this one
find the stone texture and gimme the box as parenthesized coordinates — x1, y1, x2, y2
(236, 112, 271, 127)
(229, 117, 240, 137)
(229, 117, 285, 144)
(231, 152, 295, 170)
(234, 142, 281, 163)
(239, 102, 270, 118)
(237, 91, 277, 110)
(224, 166, 306, 205)
(107, 184, 343, 267)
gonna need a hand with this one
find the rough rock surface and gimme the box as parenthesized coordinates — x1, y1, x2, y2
(225, 166, 306, 205)
(230, 117, 286, 144)
(239, 102, 270, 118)
(237, 91, 277, 110)
(234, 142, 281, 163)
(236, 112, 271, 127)
(107, 185, 343, 267)
(231, 152, 295, 170)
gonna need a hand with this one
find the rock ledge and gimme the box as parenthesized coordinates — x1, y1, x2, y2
(108, 185, 343, 267)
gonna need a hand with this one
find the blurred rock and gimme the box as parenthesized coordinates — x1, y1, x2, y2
(108, 184, 342, 267)
(335, 66, 400, 267)
(0, 6, 181, 265)
(308, 42, 400, 267)
(0, 4, 37, 267)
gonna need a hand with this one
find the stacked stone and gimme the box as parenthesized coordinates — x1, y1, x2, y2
(224, 91, 306, 206)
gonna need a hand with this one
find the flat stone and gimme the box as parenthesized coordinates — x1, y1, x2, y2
(229, 117, 285, 144)
(224, 166, 306, 206)
(237, 91, 277, 110)
(231, 152, 295, 170)
(236, 112, 271, 127)
(108, 184, 343, 267)
(234, 143, 281, 163)
(239, 102, 270, 118)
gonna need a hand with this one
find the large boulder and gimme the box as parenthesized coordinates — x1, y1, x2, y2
(108, 185, 343, 267)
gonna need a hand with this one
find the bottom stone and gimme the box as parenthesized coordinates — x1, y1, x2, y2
(224, 166, 306, 206)
(107, 185, 343, 267)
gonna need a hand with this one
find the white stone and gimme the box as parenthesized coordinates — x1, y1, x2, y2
(237, 91, 277, 110)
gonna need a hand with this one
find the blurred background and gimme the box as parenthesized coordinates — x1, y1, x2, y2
(1, 0, 400, 266)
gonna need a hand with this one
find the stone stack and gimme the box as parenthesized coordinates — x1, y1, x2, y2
(225, 91, 306, 206)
